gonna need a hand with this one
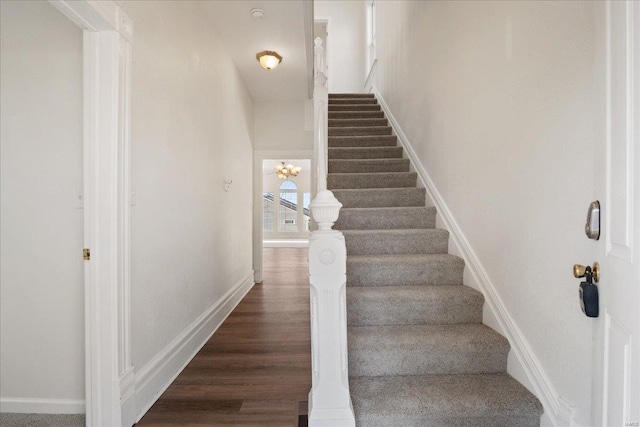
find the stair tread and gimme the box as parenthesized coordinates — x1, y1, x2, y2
(329, 93, 375, 97)
(330, 159, 406, 163)
(329, 171, 414, 176)
(348, 253, 461, 262)
(348, 323, 508, 352)
(342, 228, 445, 236)
(340, 206, 435, 213)
(350, 373, 544, 420)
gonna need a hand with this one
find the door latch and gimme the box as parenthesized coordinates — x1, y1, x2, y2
(83, 248, 91, 261)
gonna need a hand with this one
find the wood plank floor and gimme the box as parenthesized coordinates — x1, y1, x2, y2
(136, 248, 311, 426)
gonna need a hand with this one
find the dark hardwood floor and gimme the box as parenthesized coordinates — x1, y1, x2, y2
(137, 248, 311, 426)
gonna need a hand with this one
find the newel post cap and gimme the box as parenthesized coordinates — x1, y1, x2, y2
(310, 190, 342, 231)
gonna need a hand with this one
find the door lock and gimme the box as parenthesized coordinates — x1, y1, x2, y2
(573, 262, 600, 318)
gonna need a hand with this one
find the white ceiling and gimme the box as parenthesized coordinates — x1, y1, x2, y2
(203, 1, 310, 102)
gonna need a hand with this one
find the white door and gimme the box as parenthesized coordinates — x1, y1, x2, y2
(592, 1, 640, 425)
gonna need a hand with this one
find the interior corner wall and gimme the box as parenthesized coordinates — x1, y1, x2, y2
(116, 0, 254, 383)
(315, 0, 366, 93)
(253, 100, 313, 151)
(0, 1, 85, 412)
(373, 1, 601, 424)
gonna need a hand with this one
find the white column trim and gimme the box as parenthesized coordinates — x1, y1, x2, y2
(48, 2, 134, 425)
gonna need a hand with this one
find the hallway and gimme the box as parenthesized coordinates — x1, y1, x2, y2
(137, 248, 311, 426)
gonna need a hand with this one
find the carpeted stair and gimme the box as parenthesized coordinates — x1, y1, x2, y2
(327, 93, 543, 426)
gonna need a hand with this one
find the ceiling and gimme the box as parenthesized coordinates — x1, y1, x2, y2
(203, 1, 310, 102)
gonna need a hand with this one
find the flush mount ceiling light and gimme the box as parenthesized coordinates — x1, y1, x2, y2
(256, 50, 282, 71)
(275, 162, 301, 179)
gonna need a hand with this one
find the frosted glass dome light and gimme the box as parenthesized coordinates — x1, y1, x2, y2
(256, 51, 283, 71)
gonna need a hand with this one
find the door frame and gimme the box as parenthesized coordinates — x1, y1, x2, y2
(253, 150, 313, 283)
(592, 0, 640, 424)
(48, 2, 134, 426)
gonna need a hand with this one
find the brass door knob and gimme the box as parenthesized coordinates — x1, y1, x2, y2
(573, 262, 600, 283)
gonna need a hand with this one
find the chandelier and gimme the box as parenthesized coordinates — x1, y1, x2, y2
(275, 162, 302, 180)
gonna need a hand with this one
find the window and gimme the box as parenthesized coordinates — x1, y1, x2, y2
(263, 192, 274, 232)
(279, 181, 298, 232)
(303, 192, 311, 231)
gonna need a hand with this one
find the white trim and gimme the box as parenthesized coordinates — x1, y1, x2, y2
(303, 0, 314, 99)
(134, 272, 255, 422)
(49, 0, 133, 43)
(0, 398, 85, 414)
(373, 87, 574, 427)
(264, 239, 310, 248)
(364, 59, 377, 93)
(48, 2, 134, 425)
(119, 367, 136, 427)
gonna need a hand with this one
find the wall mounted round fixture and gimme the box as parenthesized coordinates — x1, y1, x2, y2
(256, 51, 282, 71)
(250, 8, 265, 20)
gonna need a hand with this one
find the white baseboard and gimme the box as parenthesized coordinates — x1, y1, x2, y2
(0, 398, 85, 414)
(372, 87, 573, 427)
(133, 272, 255, 422)
(263, 239, 309, 248)
(120, 367, 136, 427)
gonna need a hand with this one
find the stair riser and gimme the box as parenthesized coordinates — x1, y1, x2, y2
(328, 136, 397, 148)
(329, 111, 385, 119)
(333, 188, 426, 208)
(353, 415, 541, 427)
(329, 127, 392, 137)
(329, 119, 388, 127)
(328, 172, 417, 189)
(329, 147, 403, 159)
(343, 230, 448, 255)
(335, 207, 435, 230)
(349, 347, 508, 376)
(329, 93, 376, 99)
(347, 256, 464, 287)
(329, 105, 381, 111)
(329, 159, 410, 173)
(347, 288, 483, 326)
(329, 98, 378, 104)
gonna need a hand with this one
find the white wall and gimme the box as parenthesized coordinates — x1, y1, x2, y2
(116, 0, 255, 398)
(0, 1, 85, 412)
(373, 1, 600, 424)
(315, 0, 366, 93)
(254, 101, 313, 151)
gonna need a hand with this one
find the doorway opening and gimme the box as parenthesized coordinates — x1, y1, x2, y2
(262, 159, 311, 248)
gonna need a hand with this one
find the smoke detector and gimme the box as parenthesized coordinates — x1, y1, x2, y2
(250, 8, 265, 20)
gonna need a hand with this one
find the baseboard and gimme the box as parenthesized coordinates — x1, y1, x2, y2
(364, 59, 378, 93)
(133, 272, 255, 422)
(372, 87, 573, 427)
(0, 398, 85, 414)
(263, 239, 309, 248)
(120, 367, 136, 426)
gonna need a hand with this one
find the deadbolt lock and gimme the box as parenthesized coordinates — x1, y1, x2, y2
(573, 262, 600, 283)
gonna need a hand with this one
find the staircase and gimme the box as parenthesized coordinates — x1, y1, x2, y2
(327, 93, 543, 426)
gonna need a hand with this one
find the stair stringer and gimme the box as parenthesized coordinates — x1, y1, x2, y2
(371, 86, 576, 427)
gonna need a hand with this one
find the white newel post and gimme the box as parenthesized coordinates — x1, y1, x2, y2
(308, 37, 356, 427)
